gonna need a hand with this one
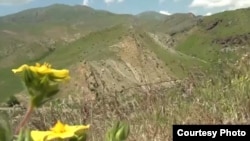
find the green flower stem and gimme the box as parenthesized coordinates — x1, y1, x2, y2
(15, 104, 34, 135)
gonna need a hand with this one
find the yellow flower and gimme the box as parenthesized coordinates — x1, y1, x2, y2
(12, 63, 71, 107)
(12, 62, 70, 81)
(31, 120, 90, 141)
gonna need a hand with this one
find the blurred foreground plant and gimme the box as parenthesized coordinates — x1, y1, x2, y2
(105, 121, 130, 141)
(12, 62, 70, 134)
(0, 111, 13, 141)
(0, 62, 130, 141)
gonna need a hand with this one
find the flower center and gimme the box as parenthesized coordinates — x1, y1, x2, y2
(50, 121, 66, 133)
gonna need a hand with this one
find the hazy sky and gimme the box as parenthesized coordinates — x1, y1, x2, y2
(0, 0, 250, 17)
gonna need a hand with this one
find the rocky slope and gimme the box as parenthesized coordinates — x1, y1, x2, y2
(13, 29, 183, 106)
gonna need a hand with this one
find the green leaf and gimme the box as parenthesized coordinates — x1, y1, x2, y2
(76, 133, 87, 141)
(105, 121, 130, 141)
(115, 122, 130, 141)
(0, 111, 13, 141)
(16, 128, 33, 141)
(68, 134, 87, 141)
(16, 129, 25, 141)
(24, 129, 33, 141)
(105, 122, 117, 141)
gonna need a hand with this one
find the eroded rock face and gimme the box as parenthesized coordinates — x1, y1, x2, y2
(11, 34, 178, 107)
(205, 19, 223, 30)
(212, 33, 250, 48)
(62, 36, 177, 101)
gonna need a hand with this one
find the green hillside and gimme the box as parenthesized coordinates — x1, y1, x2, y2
(41, 24, 128, 67)
(0, 4, 249, 110)
(1, 5, 250, 102)
(135, 12, 198, 34)
(176, 8, 250, 65)
(0, 4, 133, 68)
(0, 4, 132, 34)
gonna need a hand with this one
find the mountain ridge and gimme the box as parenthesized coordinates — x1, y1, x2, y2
(0, 4, 249, 104)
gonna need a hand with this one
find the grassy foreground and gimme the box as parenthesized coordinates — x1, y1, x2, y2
(2, 52, 250, 141)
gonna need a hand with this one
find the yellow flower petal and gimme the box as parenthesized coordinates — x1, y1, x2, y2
(46, 132, 75, 141)
(50, 69, 70, 79)
(31, 131, 52, 141)
(12, 64, 28, 73)
(65, 124, 90, 134)
(13, 62, 70, 82)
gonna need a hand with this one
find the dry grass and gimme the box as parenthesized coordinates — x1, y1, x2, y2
(3, 54, 250, 141)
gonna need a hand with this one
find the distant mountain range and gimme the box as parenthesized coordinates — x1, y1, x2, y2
(0, 4, 250, 103)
